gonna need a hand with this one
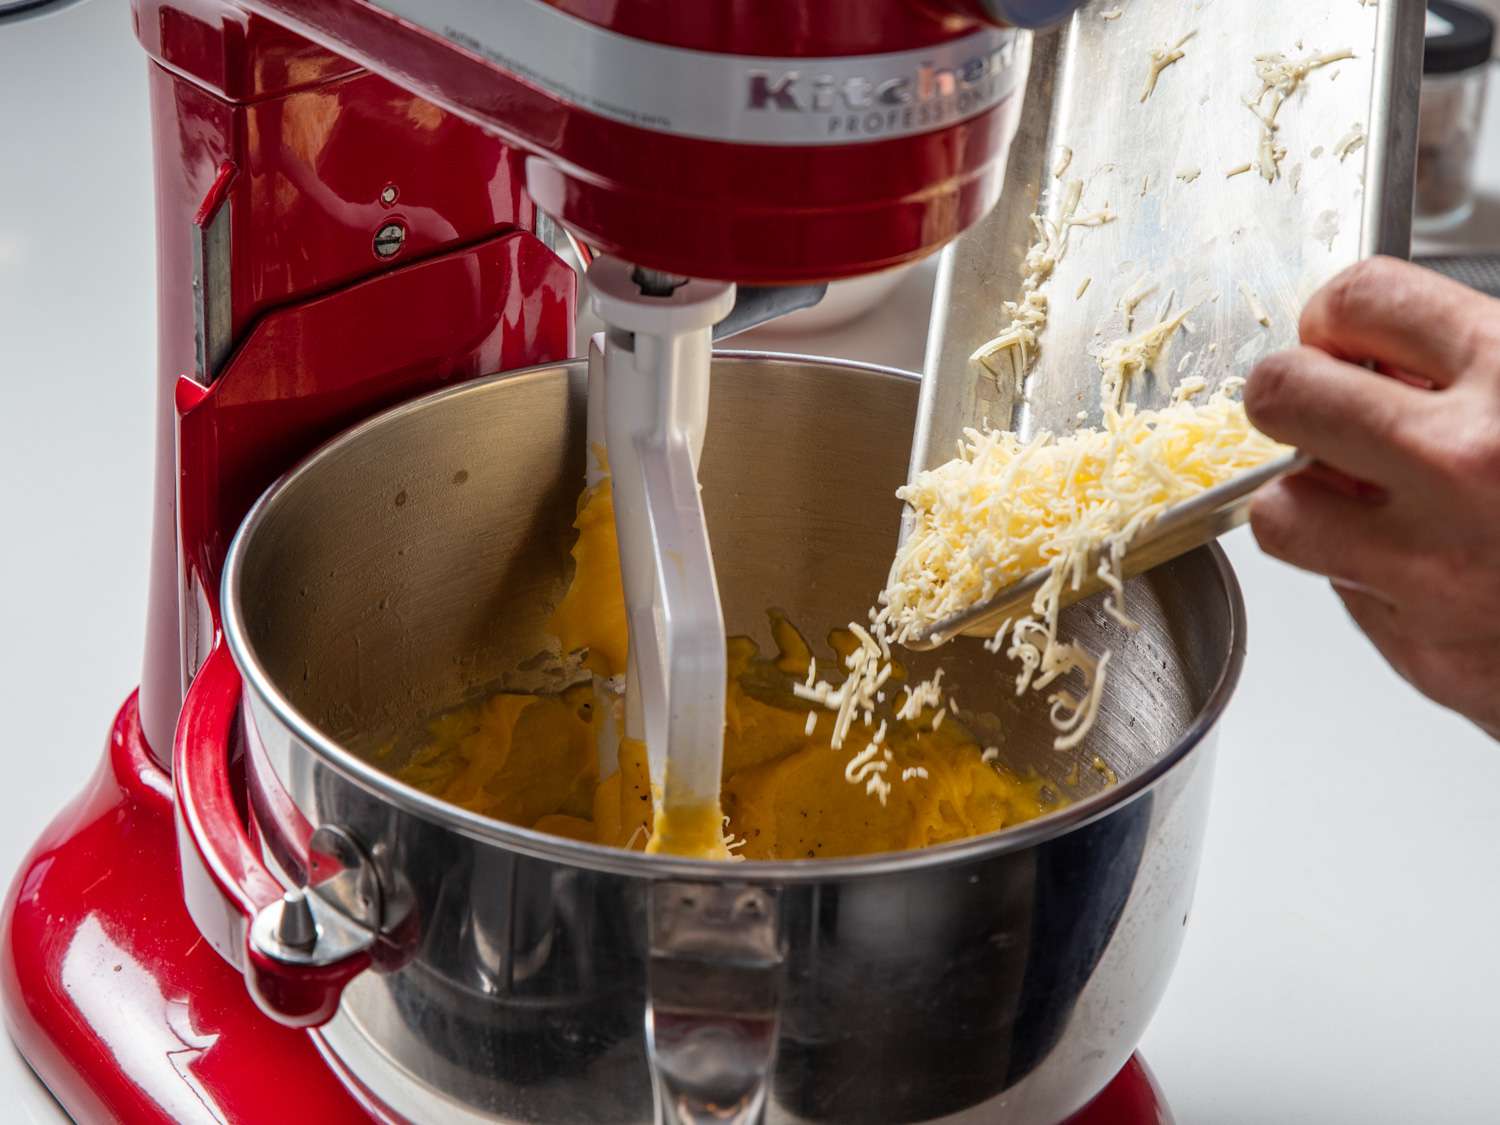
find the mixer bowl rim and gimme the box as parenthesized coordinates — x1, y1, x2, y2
(221, 350, 1247, 882)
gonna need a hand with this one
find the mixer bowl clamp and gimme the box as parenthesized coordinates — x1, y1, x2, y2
(174, 641, 384, 1028)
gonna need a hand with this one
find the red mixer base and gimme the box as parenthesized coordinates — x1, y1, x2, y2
(0, 693, 369, 1124)
(0, 692, 1170, 1125)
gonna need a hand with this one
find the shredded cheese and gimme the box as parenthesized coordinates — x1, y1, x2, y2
(1238, 282, 1271, 327)
(1245, 47, 1355, 183)
(1118, 275, 1158, 332)
(723, 816, 748, 858)
(1171, 374, 1208, 402)
(970, 179, 1115, 390)
(1142, 33, 1194, 103)
(1098, 306, 1194, 410)
(1333, 121, 1367, 162)
(875, 388, 1287, 749)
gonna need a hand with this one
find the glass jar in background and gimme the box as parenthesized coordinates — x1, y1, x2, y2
(1416, 1, 1495, 232)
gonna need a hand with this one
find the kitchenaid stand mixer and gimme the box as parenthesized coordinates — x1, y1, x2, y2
(0, 0, 1203, 1120)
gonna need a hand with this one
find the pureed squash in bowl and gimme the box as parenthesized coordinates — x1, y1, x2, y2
(383, 472, 1061, 861)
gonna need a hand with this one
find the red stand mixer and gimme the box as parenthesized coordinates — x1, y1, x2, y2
(0, 1, 1181, 1120)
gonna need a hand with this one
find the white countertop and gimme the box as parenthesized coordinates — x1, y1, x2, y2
(3, 3, 1500, 1122)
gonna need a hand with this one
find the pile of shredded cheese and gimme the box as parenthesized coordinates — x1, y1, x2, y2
(883, 387, 1283, 646)
(873, 388, 1286, 749)
(790, 378, 1287, 765)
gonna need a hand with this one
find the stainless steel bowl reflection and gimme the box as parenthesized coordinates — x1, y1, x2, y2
(223, 353, 1243, 1124)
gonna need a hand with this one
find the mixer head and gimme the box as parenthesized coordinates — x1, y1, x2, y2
(233, 0, 1069, 282)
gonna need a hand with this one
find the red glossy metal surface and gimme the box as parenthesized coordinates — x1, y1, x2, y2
(227, 0, 1023, 285)
(173, 229, 573, 689)
(1066, 1055, 1175, 1125)
(136, 11, 555, 758)
(175, 643, 372, 1028)
(0, 694, 374, 1123)
(134, 0, 362, 100)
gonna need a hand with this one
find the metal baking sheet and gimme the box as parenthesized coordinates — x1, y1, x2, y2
(907, 0, 1423, 647)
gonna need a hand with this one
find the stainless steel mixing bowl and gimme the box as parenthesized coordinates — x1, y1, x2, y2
(219, 353, 1244, 1124)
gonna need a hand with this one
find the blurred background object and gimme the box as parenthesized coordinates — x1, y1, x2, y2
(1416, 1, 1495, 231)
(0, 0, 86, 26)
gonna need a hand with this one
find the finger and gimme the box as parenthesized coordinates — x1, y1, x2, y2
(1295, 462, 1389, 504)
(1372, 360, 1438, 392)
(1245, 345, 1432, 487)
(1300, 257, 1489, 388)
(1334, 582, 1414, 679)
(1330, 577, 1398, 605)
(1336, 582, 1402, 635)
(1249, 475, 1407, 595)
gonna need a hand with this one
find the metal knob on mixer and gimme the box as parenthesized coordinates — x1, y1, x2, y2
(274, 889, 317, 952)
(246, 824, 383, 970)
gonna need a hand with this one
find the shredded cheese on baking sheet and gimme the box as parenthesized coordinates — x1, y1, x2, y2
(1142, 32, 1194, 103)
(1098, 306, 1194, 410)
(1118, 275, 1158, 332)
(871, 389, 1287, 749)
(797, 373, 1284, 766)
(1333, 121, 1367, 162)
(1172, 374, 1208, 402)
(970, 178, 1115, 391)
(1238, 281, 1272, 327)
(795, 26, 1321, 795)
(1245, 47, 1355, 182)
(782, 378, 1286, 773)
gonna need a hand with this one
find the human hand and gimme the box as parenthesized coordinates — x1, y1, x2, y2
(1244, 256, 1500, 739)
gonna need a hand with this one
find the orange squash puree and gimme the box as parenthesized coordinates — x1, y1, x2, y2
(394, 475, 1058, 859)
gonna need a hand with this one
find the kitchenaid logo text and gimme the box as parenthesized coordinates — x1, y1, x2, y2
(371, 0, 1016, 144)
(747, 39, 1017, 137)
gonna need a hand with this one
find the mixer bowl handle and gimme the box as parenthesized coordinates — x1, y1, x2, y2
(174, 641, 376, 1028)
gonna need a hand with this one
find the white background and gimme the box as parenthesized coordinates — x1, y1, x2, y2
(3, 2, 1500, 1122)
